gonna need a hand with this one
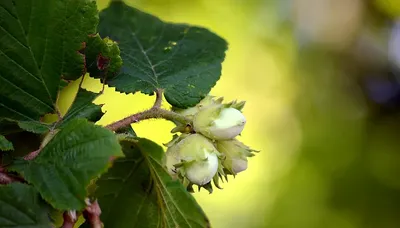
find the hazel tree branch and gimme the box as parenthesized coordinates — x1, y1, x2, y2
(0, 167, 25, 185)
(23, 149, 41, 161)
(0, 171, 17, 184)
(105, 90, 191, 132)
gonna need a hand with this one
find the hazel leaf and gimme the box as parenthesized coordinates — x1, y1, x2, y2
(95, 137, 210, 228)
(96, 1, 228, 108)
(0, 0, 98, 121)
(10, 119, 122, 210)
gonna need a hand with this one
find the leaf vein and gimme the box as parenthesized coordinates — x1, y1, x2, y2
(0, 72, 53, 110)
(10, 2, 55, 104)
(131, 32, 159, 85)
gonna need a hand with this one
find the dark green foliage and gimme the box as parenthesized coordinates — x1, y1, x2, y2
(11, 119, 122, 210)
(0, 0, 226, 226)
(0, 135, 13, 151)
(0, 183, 52, 227)
(95, 138, 209, 228)
(0, 0, 98, 121)
(85, 34, 123, 80)
(97, 1, 228, 108)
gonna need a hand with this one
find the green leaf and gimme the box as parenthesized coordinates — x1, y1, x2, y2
(95, 137, 210, 228)
(85, 34, 123, 79)
(97, 1, 228, 108)
(0, 0, 98, 121)
(0, 183, 51, 227)
(11, 118, 123, 210)
(0, 135, 13, 151)
(60, 88, 104, 126)
(17, 121, 51, 134)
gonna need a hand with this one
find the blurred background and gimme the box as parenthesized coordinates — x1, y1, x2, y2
(60, 0, 400, 227)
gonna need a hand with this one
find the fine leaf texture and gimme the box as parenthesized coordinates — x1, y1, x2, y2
(97, 1, 228, 108)
(17, 121, 51, 134)
(95, 138, 210, 228)
(0, 0, 98, 121)
(11, 118, 123, 210)
(60, 88, 104, 126)
(0, 183, 51, 227)
(0, 135, 13, 151)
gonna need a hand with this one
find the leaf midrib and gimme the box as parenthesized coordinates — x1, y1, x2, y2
(141, 151, 196, 228)
(9, 3, 55, 105)
(100, 157, 144, 225)
(125, 24, 192, 91)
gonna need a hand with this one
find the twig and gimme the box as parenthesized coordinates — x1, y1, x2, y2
(0, 171, 17, 184)
(105, 107, 190, 132)
(62, 211, 77, 228)
(83, 199, 102, 228)
(153, 89, 163, 108)
(105, 90, 191, 132)
(24, 128, 59, 160)
(23, 149, 41, 160)
(0, 167, 26, 184)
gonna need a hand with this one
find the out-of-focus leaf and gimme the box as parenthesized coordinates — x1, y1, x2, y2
(11, 119, 122, 210)
(97, 1, 228, 108)
(0, 183, 51, 227)
(0, 135, 13, 151)
(95, 137, 210, 228)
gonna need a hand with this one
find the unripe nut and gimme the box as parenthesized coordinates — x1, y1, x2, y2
(165, 134, 219, 186)
(193, 105, 246, 140)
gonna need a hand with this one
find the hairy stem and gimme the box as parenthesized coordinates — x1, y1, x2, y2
(105, 107, 190, 132)
(153, 89, 163, 108)
(105, 89, 191, 132)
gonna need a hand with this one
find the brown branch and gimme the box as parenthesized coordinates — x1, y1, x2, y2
(105, 107, 190, 132)
(0, 167, 26, 184)
(83, 199, 103, 228)
(0, 171, 17, 184)
(23, 149, 41, 160)
(105, 89, 190, 132)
